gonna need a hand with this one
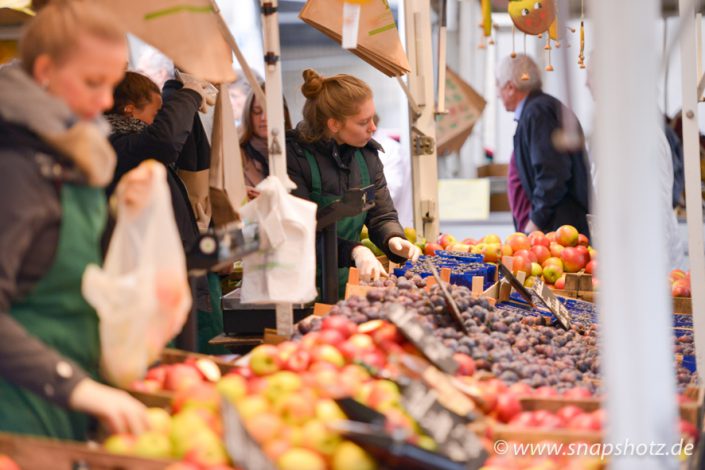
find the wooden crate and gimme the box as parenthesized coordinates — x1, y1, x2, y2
(0, 432, 175, 470)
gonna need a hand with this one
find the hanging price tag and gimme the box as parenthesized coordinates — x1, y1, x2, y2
(342, 2, 361, 49)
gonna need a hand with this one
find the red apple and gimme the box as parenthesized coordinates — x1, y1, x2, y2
(453, 353, 476, 376)
(172, 382, 219, 413)
(275, 393, 316, 425)
(585, 260, 596, 275)
(371, 323, 403, 346)
(321, 315, 357, 338)
(556, 405, 585, 423)
(672, 279, 691, 298)
(0, 456, 19, 470)
(130, 379, 161, 393)
(462, 237, 479, 245)
(680, 419, 699, 442)
(528, 230, 550, 247)
(145, 365, 168, 386)
(317, 328, 346, 348)
(508, 382, 533, 396)
(563, 387, 593, 399)
(554, 275, 566, 290)
(245, 412, 284, 444)
(283, 349, 312, 373)
(437, 233, 457, 248)
(531, 245, 551, 265)
(546, 231, 557, 243)
(424, 243, 443, 256)
(561, 247, 588, 273)
(670, 269, 688, 283)
(578, 234, 589, 246)
(549, 242, 565, 258)
(534, 386, 559, 398)
(483, 234, 502, 244)
(513, 249, 538, 263)
(556, 225, 580, 247)
(569, 413, 601, 431)
(509, 411, 538, 428)
(533, 410, 565, 430)
(164, 363, 203, 392)
(495, 392, 522, 423)
(505, 232, 531, 252)
(312, 344, 346, 368)
(512, 255, 532, 275)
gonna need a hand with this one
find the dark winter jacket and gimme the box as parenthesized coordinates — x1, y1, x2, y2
(106, 88, 202, 253)
(514, 90, 591, 237)
(286, 128, 406, 267)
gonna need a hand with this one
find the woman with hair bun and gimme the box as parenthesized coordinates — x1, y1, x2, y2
(287, 69, 420, 298)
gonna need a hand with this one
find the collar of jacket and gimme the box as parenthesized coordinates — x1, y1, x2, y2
(0, 64, 116, 187)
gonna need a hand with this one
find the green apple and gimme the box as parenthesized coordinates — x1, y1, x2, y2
(217, 374, 248, 404)
(249, 344, 281, 376)
(170, 410, 213, 458)
(403, 227, 417, 244)
(103, 434, 135, 455)
(264, 371, 303, 402)
(278, 448, 327, 470)
(183, 430, 229, 467)
(133, 431, 172, 459)
(315, 399, 347, 422)
(331, 441, 376, 470)
(146, 407, 172, 434)
(236, 395, 270, 421)
(301, 419, 342, 456)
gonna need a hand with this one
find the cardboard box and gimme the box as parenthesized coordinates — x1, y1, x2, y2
(477, 163, 508, 178)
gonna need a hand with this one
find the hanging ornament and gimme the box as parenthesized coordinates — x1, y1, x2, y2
(482, 0, 492, 37)
(545, 36, 554, 71)
(508, 0, 556, 36)
(511, 25, 517, 58)
(578, 0, 585, 68)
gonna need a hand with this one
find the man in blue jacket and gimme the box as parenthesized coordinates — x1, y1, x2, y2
(496, 54, 591, 237)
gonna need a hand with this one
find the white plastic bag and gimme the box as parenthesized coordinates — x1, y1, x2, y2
(82, 162, 191, 387)
(239, 176, 318, 304)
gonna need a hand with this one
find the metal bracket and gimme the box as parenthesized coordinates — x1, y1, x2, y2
(269, 129, 282, 156)
(420, 200, 436, 224)
(262, 2, 278, 15)
(264, 52, 280, 66)
(411, 126, 435, 156)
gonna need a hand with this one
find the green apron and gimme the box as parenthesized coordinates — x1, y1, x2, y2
(304, 149, 370, 299)
(197, 272, 229, 354)
(0, 184, 105, 440)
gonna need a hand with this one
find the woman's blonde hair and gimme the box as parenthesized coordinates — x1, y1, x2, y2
(298, 69, 372, 143)
(20, 0, 125, 75)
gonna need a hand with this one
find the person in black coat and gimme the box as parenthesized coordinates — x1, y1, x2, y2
(105, 71, 227, 354)
(496, 54, 591, 237)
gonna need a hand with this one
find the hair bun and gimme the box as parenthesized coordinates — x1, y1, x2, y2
(301, 69, 324, 99)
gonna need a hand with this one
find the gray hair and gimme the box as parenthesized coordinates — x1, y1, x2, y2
(496, 54, 542, 92)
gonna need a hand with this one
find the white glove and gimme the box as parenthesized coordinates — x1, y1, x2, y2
(388, 236, 421, 262)
(69, 378, 148, 435)
(194, 202, 211, 233)
(175, 69, 218, 113)
(351, 246, 387, 281)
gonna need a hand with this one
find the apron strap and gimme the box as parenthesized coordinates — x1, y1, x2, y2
(304, 149, 323, 196)
(354, 150, 371, 187)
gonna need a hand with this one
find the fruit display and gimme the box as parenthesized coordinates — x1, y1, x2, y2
(670, 269, 692, 298)
(481, 452, 604, 470)
(130, 354, 225, 395)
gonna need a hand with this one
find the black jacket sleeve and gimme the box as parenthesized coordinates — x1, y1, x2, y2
(524, 105, 573, 229)
(110, 89, 202, 181)
(0, 152, 88, 407)
(364, 151, 406, 263)
(163, 80, 211, 172)
(286, 139, 359, 267)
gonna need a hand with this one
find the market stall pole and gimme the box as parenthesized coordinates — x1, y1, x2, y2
(403, 0, 440, 242)
(593, 0, 679, 467)
(678, 0, 705, 386)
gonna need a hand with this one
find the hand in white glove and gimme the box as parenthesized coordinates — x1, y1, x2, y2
(175, 69, 218, 113)
(388, 236, 421, 262)
(351, 245, 387, 281)
(69, 378, 148, 435)
(194, 202, 211, 233)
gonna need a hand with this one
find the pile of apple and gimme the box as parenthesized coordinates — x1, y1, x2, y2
(222, 316, 444, 470)
(130, 357, 224, 395)
(104, 383, 234, 469)
(670, 269, 692, 298)
(423, 226, 596, 289)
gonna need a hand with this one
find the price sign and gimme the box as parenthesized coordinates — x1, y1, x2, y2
(498, 263, 535, 306)
(222, 398, 277, 470)
(401, 379, 487, 467)
(532, 278, 571, 330)
(386, 304, 458, 375)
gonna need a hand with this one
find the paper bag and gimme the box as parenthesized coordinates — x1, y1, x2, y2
(299, 0, 410, 77)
